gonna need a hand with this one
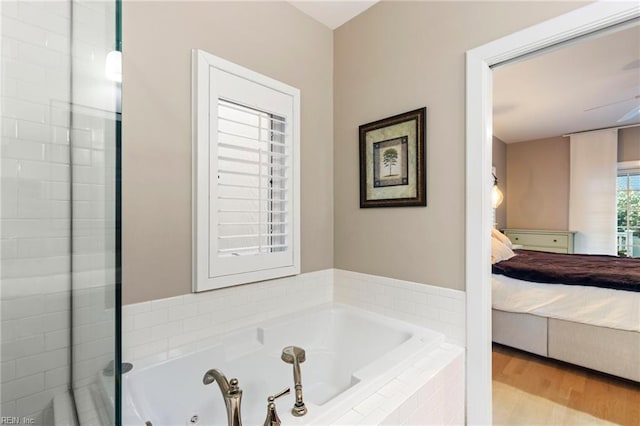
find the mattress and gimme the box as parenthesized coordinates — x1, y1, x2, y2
(492, 274, 640, 332)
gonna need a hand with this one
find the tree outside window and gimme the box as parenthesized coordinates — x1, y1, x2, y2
(617, 173, 640, 257)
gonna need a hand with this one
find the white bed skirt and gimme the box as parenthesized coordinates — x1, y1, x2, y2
(492, 269, 640, 382)
(492, 309, 640, 382)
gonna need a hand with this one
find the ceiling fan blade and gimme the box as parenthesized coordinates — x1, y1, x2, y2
(585, 95, 640, 112)
(617, 105, 640, 123)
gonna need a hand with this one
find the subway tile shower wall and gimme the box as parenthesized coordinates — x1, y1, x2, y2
(1, 1, 73, 421)
(2, 1, 117, 422)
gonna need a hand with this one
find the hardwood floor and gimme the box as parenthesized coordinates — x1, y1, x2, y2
(493, 343, 640, 426)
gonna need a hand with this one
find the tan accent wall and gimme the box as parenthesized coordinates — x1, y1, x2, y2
(505, 128, 640, 232)
(493, 136, 508, 230)
(618, 126, 640, 162)
(333, 1, 585, 290)
(506, 136, 570, 230)
(122, 2, 334, 304)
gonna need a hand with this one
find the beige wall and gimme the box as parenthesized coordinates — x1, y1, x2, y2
(122, 2, 334, 304)
(493, 136, 507, 230)
(333, 1, 585, 290)
(505, 128, 640, 231)
(618, 126, 640, 162)
(506, 136, 570, 230)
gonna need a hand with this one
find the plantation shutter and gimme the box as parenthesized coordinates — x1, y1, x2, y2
(213, 97, 292, 274)
(193, 50, 300, 291)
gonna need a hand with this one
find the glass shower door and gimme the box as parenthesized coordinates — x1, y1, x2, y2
(70, 0, 121, 424)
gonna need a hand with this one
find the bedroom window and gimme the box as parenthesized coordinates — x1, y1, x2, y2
(616, 164, 640, 258)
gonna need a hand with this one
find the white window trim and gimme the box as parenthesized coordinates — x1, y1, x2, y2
(191, 49, 300, 292)
(616, 161, 640, 256)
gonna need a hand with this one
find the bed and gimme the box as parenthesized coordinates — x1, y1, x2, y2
(491, 248, 640, 382)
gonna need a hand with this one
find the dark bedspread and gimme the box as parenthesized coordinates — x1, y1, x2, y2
(492, 249, 640, 292)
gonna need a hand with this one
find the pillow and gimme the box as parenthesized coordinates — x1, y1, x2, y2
(491, 236, 515, 264)
(492, 228, 513, 249)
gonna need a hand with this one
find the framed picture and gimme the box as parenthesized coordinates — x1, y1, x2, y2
(359, 107, 426, 208)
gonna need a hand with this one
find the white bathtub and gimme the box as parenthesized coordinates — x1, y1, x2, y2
(122, 303, 445, 425)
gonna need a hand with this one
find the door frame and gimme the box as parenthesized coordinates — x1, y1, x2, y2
(465, 2, 640, 424)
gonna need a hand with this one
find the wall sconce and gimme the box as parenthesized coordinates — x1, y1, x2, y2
(492, 172, 504, 208)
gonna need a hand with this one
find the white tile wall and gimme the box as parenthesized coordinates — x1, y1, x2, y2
(122, 269, 333, 364)
(122, 269, 465, 364)
(329, 344, 465, 426)
(331, 270, 466, 424)
(2, 1, 117, 422)
(333, 270, 465, 425)
(381, 347, 465, 425)
(1, 0, 72, 420)
(334, 269, 466, 345)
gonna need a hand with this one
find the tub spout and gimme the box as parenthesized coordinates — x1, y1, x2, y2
(281, 346, 307, 416)
(203, 369, 242, 426)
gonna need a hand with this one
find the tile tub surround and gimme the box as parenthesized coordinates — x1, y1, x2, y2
(332, 344, 465, 426)
(122, 271, 464, 425)
(123, 269, 465, 364)
(334, 269, 466, 346)
(122, 269, 333, 364)
(123, 269, 465, 363)
(122, 269, 465, 424)
(122, 304, 462, 425)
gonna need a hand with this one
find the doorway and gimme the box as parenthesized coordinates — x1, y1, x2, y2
(464, 2, 640, 424)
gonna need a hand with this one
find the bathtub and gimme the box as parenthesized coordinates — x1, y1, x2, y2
(122, 303, 445, 425)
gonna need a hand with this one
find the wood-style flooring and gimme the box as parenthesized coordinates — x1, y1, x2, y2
(492, 343, 640, 426)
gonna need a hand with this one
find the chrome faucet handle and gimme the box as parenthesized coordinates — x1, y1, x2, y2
(264, 387, 290, 426)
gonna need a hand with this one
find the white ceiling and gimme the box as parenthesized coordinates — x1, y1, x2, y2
(493, 24, 640, 143)
(287, 2, 638, 142)
(288, 1, 378, 29)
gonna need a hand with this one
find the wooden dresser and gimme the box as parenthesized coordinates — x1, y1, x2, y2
(503, 229, 576, 254)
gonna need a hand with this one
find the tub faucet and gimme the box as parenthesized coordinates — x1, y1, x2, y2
(263, 387, 290, 426)
(281, 346, 307, 416)
(203, 369, 242, 426)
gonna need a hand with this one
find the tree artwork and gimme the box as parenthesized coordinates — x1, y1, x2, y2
(383, 148, 399, 176)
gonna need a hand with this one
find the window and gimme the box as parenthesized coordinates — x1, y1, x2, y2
(192, 50, 300, 291)
(616, 162, 640, 258)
